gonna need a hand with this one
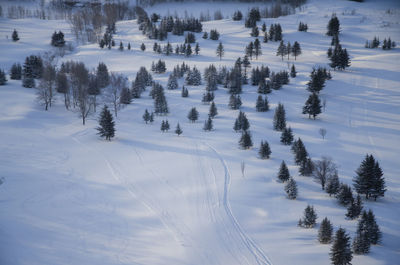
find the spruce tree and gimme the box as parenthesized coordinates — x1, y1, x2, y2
(141, 43, 146, 51)
(273, 103, 286, 131)
(181, 86, 189, 97)
(280, 127, 294, 145)
(251, 26, 259, 37)
(299, 157, 314, 177)
(203, 117, 213, 131)
(290, 64, 297, 78)
(352, 229, 370, 255)
(276, 40, 286, 60)
(318, 217, 333, 244)
(277, 161, 290, 182)
(175, 123, 183, 136)
(330, 228, 353, 265)
(291, 41, 302, 60)
(12, 29, 19, 42)
(326, 173, 340, 196)
(300, 205, 317, 228)
(167, 74, 178, 90)
(336, 183, 354, 206)
(258, 141, 271, 159)
(285, 177, 298, 199)
(187, 107, 199, 123)
(303, 93, 322, 119)
(143, 109, 151, 124)
(216, 42, 224, 60)
(294, 139, 308, 165)
(327, 14, 340, 36)
(239, 131, 253, 149)
(209, 101, 218, 118)
(365, 209, 382, 245)
(254, 38, 262, 59)
(346, 194, 363, 220)
(0, 69, 7, 85)
(96, 105, 115, 141)
(10, 63, 22, 80)
(127, 42, 131, 50)
(354, 154, 386, 200)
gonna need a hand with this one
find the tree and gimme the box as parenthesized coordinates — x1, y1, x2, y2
(327, 14, 340, 36)
(251, 26, 259, 37)
(326, 172, 340, 196)
(293, 139, 308, 166)
(143, 109, 150, 124)
(141, 43, 146, 51)
(51, 31, 65, 47)
(313, 157, 337, 190)
(277, 161, 290, 182)
(276, 40, 286, 60)
(290, 64, 296, 78)
(291, 41, 302, 60)
(96, 105, 115, 141)
(285, 177, 298, 199)
(319, 217, 333, 244)
(0, 69, 7, 85)
(181, 86, 189, 97)
(259, 141, 271, 159)
(319, 128, 327, 139)
(299, 205, 317, 228)
(187, 107, 199, 123)
(167, 74, 178, 90)
(96, 62, 110, 89)
(330, 228, 353, 265)
(234, 111, 250, 132)
(280, 127, 294, 145)
(119, 41, 124, 51)
(273, 103, 286, 131)
(195, 43, 200, 55)
(216, 42, 224, 60)
(299, 158, 314, 177)
(263, 31, 268, 43)
(346, 194, 363, 220)
(254, 38, 262, 59)
(232, 10, 243, 21)
(303, 93, 322, 119)
(203, 117, 213, 131)
(353, 154, 386, 200)
(106, 72, 127, 117)
(209, 101, 218, 118)
(175, 123, 183, 136)
(358, 209, 381, 245)
(56, 71, 69, 109)
(12, 29, 19, 42)
(336, 183, 353, 206)
(239, 131, 253, 149)
(352, 228, 370, 255)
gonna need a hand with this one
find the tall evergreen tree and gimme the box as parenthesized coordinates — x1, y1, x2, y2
(299, 205, 317, 228)
(285, 177, 298, 199)
(12, 29, 19, 42)
(203, 117, 213, 131)
(290, 64, 297, 78)
(273, 103, 286, 131)
(346, 194, 363, 220)
(175, 123, 183, 136)
(303, 93, 322, 119)
(209, 101, 218, 118)
(216, 42, 224, 60)
(0, 69, 7, 85)
(276, 40, 286, 60)
(96, 105, 115, 141)
(299, 157, 314, 177)
(187, 107, 199, 123)
(259, 141, 271, 159)
(327, 14, 340, 36)
(291, 41, 302, 60)
(254, 38, 262, 59)
(330, 228, 353, 265)
(319, 217, 333, 244)
(354, 154, 386, 200)
(239, 130, 253, 149)
(326, 172, 340, 196)
(143, 109, 151, 124)
(336, 183, 354, 206)
(277, 161, 290, 182)
(280, 127, 294, 145)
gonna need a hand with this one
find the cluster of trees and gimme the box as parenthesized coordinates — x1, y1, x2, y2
(232, 10, 243, 21)
(51, 31, 65, 47)
(245, 39, 262, 60)
(131, 67, 153, 98)
(325, 15, 351, 70)
(298, 22, 308, 32)
(267, 23, 283, 42)
(382, 37, 396, 50)
(276, 40, 302, 60)
(0, 69, 7, 85)
(99, 24, 116, 49)
(203, 29, 220, 40)
(150, 82, 169, 115)
(152, 41, 200, 57)
(151, 59, 167, 74)
(277, 161, 298, 199)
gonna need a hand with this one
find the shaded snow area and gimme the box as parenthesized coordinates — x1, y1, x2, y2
(0, 0, 400, 264)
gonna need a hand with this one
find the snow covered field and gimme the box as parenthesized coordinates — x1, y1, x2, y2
(0, 0, 400, 264)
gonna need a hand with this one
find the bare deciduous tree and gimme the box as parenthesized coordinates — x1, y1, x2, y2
(106, 72, 128, 117)
(313, 156, 337, 190)
(319, 128, 327, 140)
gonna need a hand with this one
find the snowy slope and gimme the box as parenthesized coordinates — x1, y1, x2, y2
(1, 0, 400, 264)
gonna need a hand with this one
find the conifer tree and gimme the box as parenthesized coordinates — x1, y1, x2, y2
(96, 105, 115, 141)
(358, 209, 381, 245)
(263, 31, 268, 43)
(285, 177, 298, 199)
(10, 63, 22, 80)
(319, 217, 333, 244)
(251, 26, 259, 37)
(165, 120, 170, 131)
(167, 74, 178, 90)
(280, 127, 294, 145)
(299, 205, 317, 228)
(303, 93, 322, 119)
(352, 228, 370, 255)
(216, 42, 224, 60)
(141, 43, 146, 51)
(291, 41, 302, 60)
(273, 103, 286, 131)
(203, 117, 213, 131)
(327, 14, 340, 36)
(277, 161, 290, 182)
(259, 141, 271, 159)
(181, 86, 189, 97)
(256, 95, 269, 112)
(290, 64, 297, 78)
(239, 130, 253, 149)
(336, 183, 354, 206)
(209, 101, 218, 118)
(175, 123, 183, 136)
(330, 228, 353, 265)
(119, 41, 124, 51)
(143, 109, 151, 124)
(254, 38, 262, 60)
(326, 172, 340, 196)
(127, 42, 131, 50)
(187, 107, 199, 123)
(299, 157, 314, 177)
(195, 43, 200, 55)
(12, 29, 19, 42)
(294, 139, 308, 165)
(276, 40, 286, 60)
(346, 194, 363, 220)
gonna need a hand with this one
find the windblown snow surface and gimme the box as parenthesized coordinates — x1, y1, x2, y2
(0, 0, 399, 264)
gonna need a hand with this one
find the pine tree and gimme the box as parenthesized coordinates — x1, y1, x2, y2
(127, 42, 131, 50)
(167, 74, 178, 90)
(96, 105, 115, 141)
(195, 43, 200, 55)
(261, 22, 266, 32)
(203, 117, 213, 131)
(327, 14, 340, 36)
(119, 87, 131, 105)
(299, 157, 314, 177)
(164, 120, 170, 131)
(299, 205, 317, 228)
(346, 194, 363, 220)
(256, 95, 269, 112)
(96, 62, 110, 89)
(273, 103, 286, 131)
(202, 31, 208, 39)
(291, 41, 302, 60)
(285, 177, 298, 199)
(187, 107, 199, 123)
(330, 228, 353, 265)
(352, 228, 370, 255)
(141, 43, 146, 51)
(12, 29, 19, 42)
(263, 31, 268, 43)
(326, 172, 340, 196)
(290, 64, 297, 78)
(22, 75, 35, 88)
(143, 109, 151, 124)
(254, 38, 262, 60)
(276, 40, 286, 60)
(303, 93, 322, 119)
(280, 127, 294, 145)
(277, 161, 290, 182)
(216, 42, 224, 60)
(259, 141, 271, 159)
(354, 154, 386, 200)
(363, 209, 382, 245)
(0, 69, 7, 85)
(319, 217, 333, 244)
(294, 139, 308, 165)
(149, 112, 154, 123)
(175, 123, 183, 136)
(336, 183, 354, 206)
(209, 101, 218, 118)
(239, 130, 253, 149)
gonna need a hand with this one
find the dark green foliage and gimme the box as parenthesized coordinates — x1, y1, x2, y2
(353, 154, 386, 200)
(299, 157, 314, 176)
(251, 26, 259, 37)
(181, 86, 189, 97)
(187, 107, 199, 123)
(234, 111, 250, 132)
(141, 43, 146, 51)
(0, 69, 7, 85)
(10, 63, 22, 80)
(152, 83, 169, 115)
(276, 40, 286, 60)
(175, 123, 183, 136)
(326, 172, 340, 196)
(210, 29, 220, 40)
(51, 31, 65, 47)
(143, 109, 151, 124)
(292, 138, 308, 165)
(96, 62, 110, 89)
(96, 105, 115, 141)
(239, 130, 253, 149)
(285, 177, 298, 199)
(258, 79, 271, 94)
(259, 141, 271, 159)
(185, 32, 196, 43)
(299, 205, 317, 228)
(273, 103, 286, 131)
(290, 64, 297, 78)
(346, 194, 363, 220)
(303, 93, 322, 119)
(319, 217, 333, 243)
(327, 14, 340, 36)
(229, 94, 242, 110)
(336, 183, 354, 206)
(216, 42, 224, 60)
(280, 127, 294, 145)
(23, 55, 43, 79)
(330, 228, 353, 265)
(298, 22, 308, 32)
(245, 8, 260, 28)
(160, 120, 170, 132)
(307, 67, 329, 94)
(209, 101, 218, 118)
(12, 29, 19, 41)
(357, 210, 381, 246)
(330, 44, 351, 70)
(268, 23, 282, 41)
(203, 117, 213, 131)
(277, 161, 290, 182)
(254, 38, 262, 59)
(202, 92, 215, 104)
(291, 41, 301, 60)
(233, 10, 243, 21)
(202, 31, 208, 39)
(186, 67, 202, 86)
(167, 74, 178, 90)
(261, 22, 266, 32)
(352, 229, 370, 255)
(256, 95, 269, 112)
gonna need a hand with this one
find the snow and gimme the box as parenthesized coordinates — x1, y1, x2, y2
(0, 0, 400, 264)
